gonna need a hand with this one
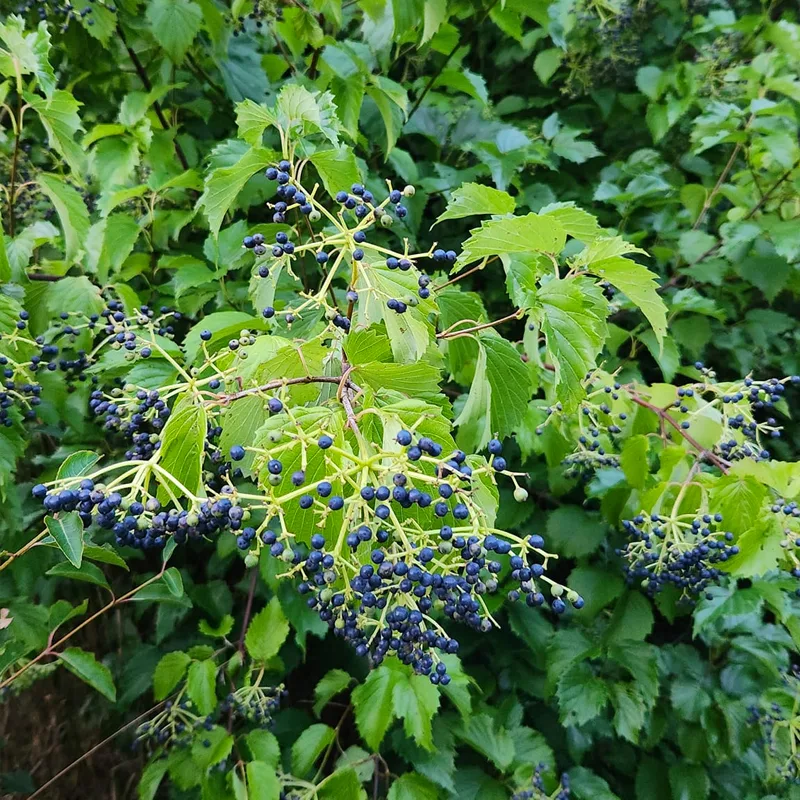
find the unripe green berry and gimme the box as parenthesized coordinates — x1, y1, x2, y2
(309, 210, 321, 222)
(551, 585, 564, 598)
(268, 473, 281, 486)
(380, 214, 393, 228)
(403, 185, 415, 197)
(244, 552, 258, 568)
(514, 487, 529, 503)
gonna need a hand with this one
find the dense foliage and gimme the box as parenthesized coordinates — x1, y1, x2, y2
(2, 1, 800, 798)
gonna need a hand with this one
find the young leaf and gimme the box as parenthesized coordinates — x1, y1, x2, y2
(45, 512, 84, 568)
(153, 651, 191, 700)
(0, 17, 57, 97)
(59, 647, 116, 701)
(556, 662, 610, 726)
(310, 147, 360, 199)
(235, 99, 278, 146)
(245, 597, 290, 663)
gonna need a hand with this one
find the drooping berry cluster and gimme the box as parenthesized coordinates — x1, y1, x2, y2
(512, 766, 571, 800)
(134, 700, 215, 751)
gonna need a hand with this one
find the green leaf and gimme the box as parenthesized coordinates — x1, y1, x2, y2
(0, 17, 57, 97)
(275, 84, 341, 145)
(27, 90, 85, 174)
(586, 256, 667, 344)
(291, 723, 335, 776)
(59, 647, 116, 701)
(540, 203, 603, 242)
(435, 183, 515, 225)
(154, 651, 191, 700)
(455, 332, 533, 452)
(707, 469, 767, 536)
(56, 450, 100, 482)
(157, 396, 206, 503)
(668, 764, 709, 800)
(459, 213, 566, 267)
(557, 662, 609, 726)
(620, 435, 649, 490)
(246, 729, 280, 767)
(199, 614, 234, 638)
(354, 361, 441, 398)
(366, 84, 405, 156)
(545, 507, 606, 558)
(147, 0, 203, 63)
(455, 712, 515, 771)
(392, 669, 441, 751)
(45, 513, 84, 568)
(0, 229, 10, 282)
(389, 772, 440, 800)
(37, 173, 91, 264)
(310, 147, 360, 199)
(534, 48, 564, 85)
(245, 597, 290, 663)
(199, 147, 277, 237)
(534, 277, 608, 411)
(352, 665, 401, 750)
(192, 725, 233, 770)
(314, 669, 353, 716)
(138, 758, 169, 800)
(47, 560, 110, 589)
(421, 0, 447, 43)
(245, 762, 281, 800)
(235, 99, 278, 146)
(317, 768, 364, 800)
(186, 659, 217, 715)
(568, 566, 624, 620)
(609, 683, 647, 742)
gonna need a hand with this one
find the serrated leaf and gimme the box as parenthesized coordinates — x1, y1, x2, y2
(610, 683, 647, 742)
(276, 84, 341, 145)
(37, 173, 90, 264)
(621, 435, 649, 490)
(668, 764, 709, 800)
(245, 597, 289, 663)
(540, 202, 603, 242)
(534, 277, 608, 411)
(352, 665, 401, 750)
(435, 182, 515, 225)
(45, 512, 84, 568)
(459, 213, 566, 267)
(0, 17, 56, 97)
(534, 48, 564, 85)
(154, 651, 191, 700)
(199, 147, 277, 237)
(157, 396, 206, 503)
(389, 772, 439, 800)
(310, 147, 360, 198)
(317, 768, 363, 800)
(245, 762, 281, 800)
(138, 758, 169, 800)
(147, 0, 203, 63)
(422, 0, 447, 43)
(59, 647, 116, 701)
(186, 659, 217, 715)
(235, 98, 278, 146)
(392, 670, 440, 751)
(587, 256, 667, 343)
(56, 450, 100, 481)
(246, 729, 280, 767)
(557, 662, 609, 726)
(27, 90, 85, 174)
(455, 713, 515, 771)
(291, 724, 335, 776)
(314, 669, 353, 716)
(707, 469, 766, 536)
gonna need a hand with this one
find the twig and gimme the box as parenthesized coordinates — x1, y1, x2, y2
(407, 0, 502, 121)
(437, 310, 522, 340)
(628, 393, 730, 474)
(433, 258, 495, 291)
(28, 701, 168, 799)
(27, 273, 65, 282)
(207, 375, 342, 406)
(0, 529, 47, 572)
(117, 25, 189, 171)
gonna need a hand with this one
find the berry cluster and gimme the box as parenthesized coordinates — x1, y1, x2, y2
(619, 511, 738, 598)
(15, 0, 115, 31)
(226, 422, 576, 681)
(512, 766, 571, 800)
(220, 680, 284, 727)
(134, 700, 214, 751)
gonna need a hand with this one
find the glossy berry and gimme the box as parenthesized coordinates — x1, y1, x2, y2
(230, 445, 245, 461)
